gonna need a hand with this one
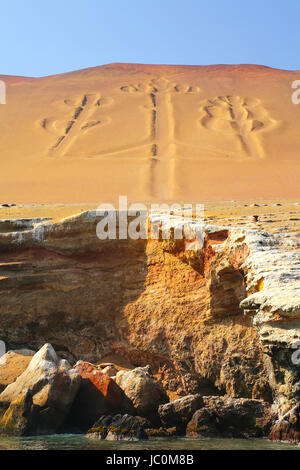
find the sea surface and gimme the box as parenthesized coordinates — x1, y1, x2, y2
(0, 435, 298, 450)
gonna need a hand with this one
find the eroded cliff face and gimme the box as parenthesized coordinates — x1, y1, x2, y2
(0, 212, 299, 414)
(238, 229, 300, 417)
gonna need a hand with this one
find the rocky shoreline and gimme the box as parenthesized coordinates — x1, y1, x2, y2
(0, 343, 277, 441)
(0, 211, 299, 443)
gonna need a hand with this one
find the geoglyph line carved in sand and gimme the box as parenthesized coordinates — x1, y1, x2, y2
(120, 78, 201, 158)
(40, 79, 201, 198)
(41, 94, 113, 156)
(120, 78, 201, 198)
(39, 86, 278, 197)
(199, 96, 279, 159)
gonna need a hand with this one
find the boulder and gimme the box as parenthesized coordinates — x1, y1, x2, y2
(158, 394, 204, 433)
(186, 396, 273, 438)
(115, 365, 168, 421)
(0, 351, 33, 393)
(101, 365, 118, 377)
(0, 389, 37, 436)
(0, 344, 80, 435)
(134, 415, 177, 437)
(65, 361, 135, 431)
(87, 414, 148, 441)
(269, 404, 300, 443)
(186, 408, 219, 437)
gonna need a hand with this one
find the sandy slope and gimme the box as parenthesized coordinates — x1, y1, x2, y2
(0, 63, 299, 203)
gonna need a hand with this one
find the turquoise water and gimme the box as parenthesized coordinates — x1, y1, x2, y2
(0, 435, 298, 450)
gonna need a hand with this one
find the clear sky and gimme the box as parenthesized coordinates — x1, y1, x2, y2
(1, 0, 299, 77)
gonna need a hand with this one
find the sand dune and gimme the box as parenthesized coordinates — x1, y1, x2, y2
(0, 63, 299, 203)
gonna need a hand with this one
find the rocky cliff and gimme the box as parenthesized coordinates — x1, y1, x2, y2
(0, 211, 299, 425)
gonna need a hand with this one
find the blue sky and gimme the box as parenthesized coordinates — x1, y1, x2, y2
(1, 0, 299, 76)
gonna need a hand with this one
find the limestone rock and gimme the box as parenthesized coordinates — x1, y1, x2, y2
(87, 414, 148, 441)
(66, 361, 135, 431)
(101, 365, 118, 377)
(0, 389, 37, 436)
(0, 351, 33, 393)
(0, 213, 273, 402)
(158, 394, 204, 433)
(186, 408, 219, 437)
(0, 211, 299, 415)
(115, 365, 168, 420)
(269, 404, 300, 443)
(236, 227, 300, 414)
(0, 344, 80, 435)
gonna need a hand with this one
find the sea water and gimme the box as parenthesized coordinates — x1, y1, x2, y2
(0, 435, 298, 451)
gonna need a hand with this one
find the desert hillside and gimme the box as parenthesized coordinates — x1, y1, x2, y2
(0, 63, 299, 203)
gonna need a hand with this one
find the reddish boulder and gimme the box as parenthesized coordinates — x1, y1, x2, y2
(66, 361, 135, 431)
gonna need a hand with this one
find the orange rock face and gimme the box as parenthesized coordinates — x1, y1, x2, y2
(0, 213, 271, 404)
(0, 352, 33, 393)
(66, 361, 135, 431)
(76, 362, 112, 392)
